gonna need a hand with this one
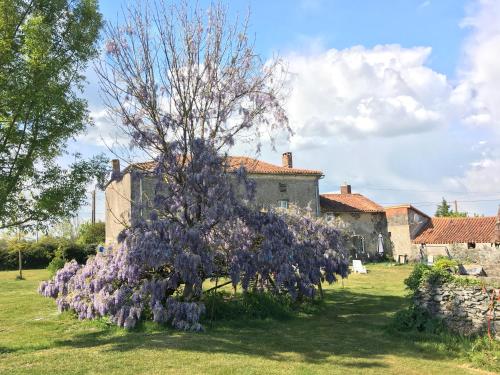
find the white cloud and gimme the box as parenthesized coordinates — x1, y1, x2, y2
(284, 45, 454, 142)
(79, 109, 131, 147)
(455, 0, 500, 129)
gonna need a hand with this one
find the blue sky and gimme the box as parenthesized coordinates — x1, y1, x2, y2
(77, 0, 500, 220)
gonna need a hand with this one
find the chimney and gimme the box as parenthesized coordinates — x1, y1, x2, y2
(282, 152, 293, 168)
(112, 159, 120, 177)
(340, 184, 352, 194)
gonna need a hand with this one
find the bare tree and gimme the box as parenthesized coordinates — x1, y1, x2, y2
(96, 0, 290, 162)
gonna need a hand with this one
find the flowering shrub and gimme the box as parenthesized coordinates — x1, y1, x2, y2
(39, 141, 348, 331)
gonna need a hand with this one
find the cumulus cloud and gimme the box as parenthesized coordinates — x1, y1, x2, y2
(284, 45, 454, 143)
(78, 109, 130, 147)
(455, 0, 500, 129)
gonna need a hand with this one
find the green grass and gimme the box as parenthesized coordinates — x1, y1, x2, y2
(0, 265, 498, 374)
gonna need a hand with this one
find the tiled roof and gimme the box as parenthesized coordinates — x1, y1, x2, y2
(385, 204, 431, 219)
(412, 217, 498, 244)
(320, 193, 385, 213)
(127, 157, 323, 176)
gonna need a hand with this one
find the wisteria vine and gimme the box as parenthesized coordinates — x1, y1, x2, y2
(40, 141, 348, 331)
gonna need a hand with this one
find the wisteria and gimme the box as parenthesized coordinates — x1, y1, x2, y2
(40, 141, 348, 330)
(39, 1, 348, 331)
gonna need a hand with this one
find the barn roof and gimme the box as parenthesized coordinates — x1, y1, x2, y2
(412, 216, 497, 244)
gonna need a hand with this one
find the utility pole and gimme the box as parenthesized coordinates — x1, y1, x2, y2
(454, 200, 458, 213)
(91, 189, 96, 225)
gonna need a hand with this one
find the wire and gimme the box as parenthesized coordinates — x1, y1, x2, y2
(361, 185, 500, 195)
(381, 198, 500, 206)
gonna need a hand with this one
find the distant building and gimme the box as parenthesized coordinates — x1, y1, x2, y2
(385, 205, 430, 262)
(104, 152, 323, 244)
(320, 184, 389, 258)
(386, 205, 500, 262)
(412, 216, 499, 258)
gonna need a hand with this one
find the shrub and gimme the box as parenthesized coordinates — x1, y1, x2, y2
(404, 263, 431, 293)
(433, 257, 459, 271)
(47, 257, 66, 277)
(392, 306, 444, 334)
(76, 222, 105, 245)
(56, 241, 89, 264)
(404, 263, 455, 295)
(0, 237, 99, 271)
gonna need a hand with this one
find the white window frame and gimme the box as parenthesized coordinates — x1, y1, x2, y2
(277, 199, 289, 209)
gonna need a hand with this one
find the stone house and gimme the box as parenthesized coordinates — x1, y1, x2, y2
(411, 215, 500, 262)
(385, 205, 431, 262)
(386, 204, 500, 262)
(105, 152, 323, 244)
(320, 184, 390, 259)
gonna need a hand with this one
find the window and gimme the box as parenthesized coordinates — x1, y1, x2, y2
(277, 199, 289, 209)
(279, 183, 287, 192)
(467, 242, 476, 249)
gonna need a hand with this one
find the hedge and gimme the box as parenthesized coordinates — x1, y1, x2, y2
(0, 237, 98, 271)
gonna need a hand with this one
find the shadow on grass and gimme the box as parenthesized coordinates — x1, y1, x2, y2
(50, 289, 463, 365)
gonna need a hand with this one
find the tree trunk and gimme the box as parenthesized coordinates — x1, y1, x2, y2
(18, 249, 23, 280)
(183, 282, 194, 300)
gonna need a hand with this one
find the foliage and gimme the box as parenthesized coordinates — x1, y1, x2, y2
(0, 236, 97, 270)
(404, 261, 482, 296)
(392, 305, 444, 334)
(39, 1, 348, 331)
(433, 257, 459, 271)
(403, 263, 432, 293)
(435, 198, 467, 217)
(0, 0, 107, 230)
(47, 257, 66, 277)
(76, 221, 105, 245)
(203, 291, 293, 321)
(4, 265, 500, 373)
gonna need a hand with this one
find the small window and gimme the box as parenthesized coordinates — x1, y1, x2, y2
(467, 242, 476, 249)
(278, 199, 289, 209)
(279, 183, 287, 193)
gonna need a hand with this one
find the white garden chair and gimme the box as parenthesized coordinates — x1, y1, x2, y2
(427, 255, 434, 266)
(352, 260, 367, 274)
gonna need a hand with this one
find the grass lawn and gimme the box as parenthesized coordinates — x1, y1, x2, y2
(0, 264, 498, 374)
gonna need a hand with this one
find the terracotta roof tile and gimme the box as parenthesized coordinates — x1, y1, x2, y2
(412, 217, 497, 244)
(320, 193, 385, 213)
(127, 156, 323, 176)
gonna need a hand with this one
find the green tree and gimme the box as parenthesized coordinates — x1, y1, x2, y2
(435, 198, 467, 217)
(0, 0, 107, 231)
(76, 221, 104, 245)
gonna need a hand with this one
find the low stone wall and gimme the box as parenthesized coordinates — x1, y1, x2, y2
(415, 282, 500, 339)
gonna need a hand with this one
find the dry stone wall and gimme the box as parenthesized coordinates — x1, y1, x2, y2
(415, 282, 500, 340)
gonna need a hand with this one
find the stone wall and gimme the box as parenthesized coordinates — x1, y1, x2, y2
(415, 282, 500, 339)
(324, 212, 390, 259)
(386, 206, 430, 261)
(105, 171, 320, 244)
(105, 173, 132, 245)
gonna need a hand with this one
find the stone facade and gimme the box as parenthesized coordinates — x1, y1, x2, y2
(320, 186, 390, 259)
(105, 173, 132, 244)
(416, 243, 499, 263)
(386, 205, 430, 261)
(325, 212, 389, 259)
(105, 155, 322, 244)
(415, 281, 500, 340)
